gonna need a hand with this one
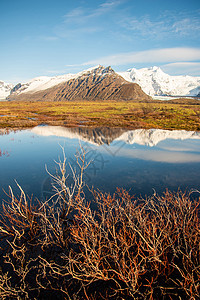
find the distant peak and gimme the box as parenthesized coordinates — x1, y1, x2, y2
(91, 65, 114, 73)
(127, 67, 137, 72)
(103, 66, 115, 73)
(79, 65, 115, 77)
(126, 66, 163, 73)
(151, 66, 159, 70)
(152, 66, 163, 72)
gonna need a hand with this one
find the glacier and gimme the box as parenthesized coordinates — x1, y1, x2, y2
(118, 66, 200, 97)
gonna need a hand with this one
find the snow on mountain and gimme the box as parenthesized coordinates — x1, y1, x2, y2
(1, 65, 200, 100)
(30, 126, 104, 145)
(76, 65, 115, 77)
(11, 74, 76, 96)
(31, 125, 200, 148)
(118, 66, 200, 97)
(0, 81, 13, 99)
(9, 65, 114, 97)
(116, 128, 200, 147)
(8, 65, 151, 101)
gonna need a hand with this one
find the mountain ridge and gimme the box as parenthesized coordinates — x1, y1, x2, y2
(7, 66, 151, 102)
(1, 65, 200, 100)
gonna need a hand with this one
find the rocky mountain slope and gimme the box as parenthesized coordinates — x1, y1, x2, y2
(8, 66, 151, 101)
(118, 66, 200, 97)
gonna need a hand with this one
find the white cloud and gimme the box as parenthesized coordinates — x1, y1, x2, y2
(64, 7, 84, 19)
(64, 0, 122, 24)
(55, 1, 123, 38)
(121, 10, 200, 39)
(121, 17, 168, 39)
(162, 62, 200, 76)
(95, 1, 122, 14)
(172, 17, 200, 36)
(83, 47, 200, 66)
(115, 148, 200, 163)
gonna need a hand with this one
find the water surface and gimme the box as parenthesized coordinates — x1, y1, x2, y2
(0, 126, 200, 202)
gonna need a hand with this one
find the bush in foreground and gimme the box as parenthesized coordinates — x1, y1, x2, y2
(0, 149, 199, 299)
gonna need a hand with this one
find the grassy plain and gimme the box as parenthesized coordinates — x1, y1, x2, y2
(0, 100, 200, 130)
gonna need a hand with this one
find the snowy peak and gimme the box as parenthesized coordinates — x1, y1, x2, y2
(1, 65, 200, 100)
(118, 67, 200, 97)
(0, 81, 13, 99)
(74, 65, 116, 82)
(9, 66, 115, 98)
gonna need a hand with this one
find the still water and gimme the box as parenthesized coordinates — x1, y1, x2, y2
(0, 125, 200, 202)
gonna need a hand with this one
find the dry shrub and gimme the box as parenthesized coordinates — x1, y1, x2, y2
(0, 147, 199, 299)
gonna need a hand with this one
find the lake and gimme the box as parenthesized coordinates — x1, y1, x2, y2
(0, 125, 200, 203)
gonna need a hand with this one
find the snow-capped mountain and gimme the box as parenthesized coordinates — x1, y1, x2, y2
(118, 66, 200, 97)
(1, 65, 200, 100)
(8, 65, 150, 102)
(9, 66, 115, 97)
(0, 81, 13, 99)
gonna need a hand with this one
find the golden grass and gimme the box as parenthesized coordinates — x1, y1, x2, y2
(0, 100, 200, 130)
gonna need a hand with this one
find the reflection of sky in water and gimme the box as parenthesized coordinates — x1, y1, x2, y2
(0, 127, 200, 202)
(107, 140, 200, 163)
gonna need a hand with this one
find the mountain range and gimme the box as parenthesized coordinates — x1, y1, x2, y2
(118, 66, 200, 97)
(0, 65, 200, 101)
(6, 66, 151, 102)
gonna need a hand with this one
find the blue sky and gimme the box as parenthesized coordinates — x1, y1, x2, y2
(1, 0, 200, 83)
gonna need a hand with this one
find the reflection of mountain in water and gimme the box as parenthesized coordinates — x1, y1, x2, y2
(67, 127, 127, 145)
(31, 126, 126, 145)
(31, 126, 200, 147)
(0, 129, 11, 136)
(116, 129, 200, 147)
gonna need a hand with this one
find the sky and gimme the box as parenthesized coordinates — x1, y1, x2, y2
(0, 0, 200, 84)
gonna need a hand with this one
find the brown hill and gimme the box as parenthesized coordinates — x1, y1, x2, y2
(8, 66, 152, 102)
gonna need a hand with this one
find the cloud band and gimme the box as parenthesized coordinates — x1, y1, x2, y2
(83, 47, 200, 66)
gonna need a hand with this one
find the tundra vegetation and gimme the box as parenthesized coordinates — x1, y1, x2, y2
(0, 99, 200, 130)
(0, 147, 199, 299)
